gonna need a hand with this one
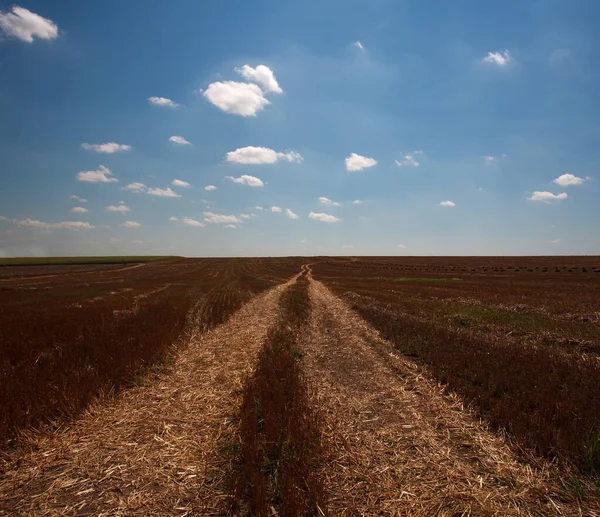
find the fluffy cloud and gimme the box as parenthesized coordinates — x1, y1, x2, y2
(226, 146, 302, 165)
(70, 195, 87, 203)
(71, 207, 88, 213)
(203, 81, 270, 117)
(235, 64, 282, 94)
(352, 200, 362, 205)
(529, 191, 568, 202)
(106, 203, 130, 213)
(395, 154, 420, 167)
(440, 200, 456, 207)
(319, 196, 341, 207)
(17, 219, 94, 230)
(169, 136, 191, 145)
(172, 179, 190, 188)
(123, 182, 146, 193)
(203, 211, 241, 224)
(121, 221, 141, 228)
(147, 187, 181, 198)
(345, 153, 377, 172)
(0, 6, 58, 42)
(81, 142, 131, 153)
(353, 41, 364, 51)
(148, 96, 178, 108)
(204, 185, 217, 191)
(226, 175, 264, 187)
(77, 165, 117, 183)
(224, 224, 237, 229)
(271, 206, 282, 213)
(483, 50, 511, 66)
(552, 174, 585, 187)
(308, 212, 341, 223)
(285, 208, 299, 220)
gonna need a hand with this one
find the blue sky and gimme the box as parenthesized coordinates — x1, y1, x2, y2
(0, 0, 598, 257)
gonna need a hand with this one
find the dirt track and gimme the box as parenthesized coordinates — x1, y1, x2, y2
(1, 267, 597, 516)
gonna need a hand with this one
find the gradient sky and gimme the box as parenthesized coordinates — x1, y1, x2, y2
(0, 0, 598, 257)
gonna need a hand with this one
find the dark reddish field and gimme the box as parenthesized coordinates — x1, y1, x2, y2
(311, 256, 600, 472)
(0, 257, 303, 445)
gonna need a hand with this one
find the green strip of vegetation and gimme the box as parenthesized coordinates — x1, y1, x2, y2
(0, 256, 177, 266)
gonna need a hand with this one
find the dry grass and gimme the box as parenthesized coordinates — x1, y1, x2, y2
(229, 272, 327, 516)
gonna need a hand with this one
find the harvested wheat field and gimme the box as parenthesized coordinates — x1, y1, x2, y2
(1, 257, 599, 516)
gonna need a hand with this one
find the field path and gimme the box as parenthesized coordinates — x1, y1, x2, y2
(304, 270, 572, 516)
(0, 277, 296, 516)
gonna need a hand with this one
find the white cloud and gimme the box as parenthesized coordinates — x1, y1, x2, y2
(226, 175, 264, 187)
(71, 207, 88, 213)
(308, 212, 341, 223)
(397, 244, 406, 249)
(123, 182, 147, 193)
(285, 208, 299, 220)
(172, 179, 190, 188)
(169, 216, 179, 222)
(106, 203, 130, 213)
(552, 174, 585, 187)
(319, 196, 341, 207)
(353, 41, 364, 51)
(17, 219, 94, 230)
(271, 206, 282, 213)
(121, 221, 141, 228)
(529, 191, 568, 202)
(77, 165, 118, 183)
(203, 211, 241, 224)
(395, 154, 420, 167)
(483, 50, 511, 66)
(147, 187, 181, 198)
(235, 64, 282, 94)
(169, 136, 191, 145)
(352, 200, 362, 204)
(148, 96, 178, 108)
(482, 155, 497, 164)
(254, 206, 265, 211)
(440, 200, 456, 207)
(345, 153, 377, 172)
(204, 185, 217, 191)
(224, 224, 237, 229)
(226, 146, 302, 165)
(70, 195, 87, 203)
(81, 142, 131, 153)
(182, 217, 204, 227)
(203, 81, 270, 116)
(0, 6, 58, 42)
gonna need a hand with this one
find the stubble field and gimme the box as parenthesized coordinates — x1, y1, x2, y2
(1, 256, 599, 516)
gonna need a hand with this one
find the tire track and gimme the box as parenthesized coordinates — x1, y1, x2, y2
(0, 277, 297, 516)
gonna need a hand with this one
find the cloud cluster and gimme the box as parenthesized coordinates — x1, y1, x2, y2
(172, 179, 190, 187)
(204, 185, 217, 191)
(285, 208, 299, 220)
(121, 221, 141, 228)
(0, 6, 58, 42)
(226, 146, 302, 165)
(203, 211, 241, 224)
(70, 195, 87, 203)
(440, 200, 456, 207)
(82, 142, 131, 153)
(77, 165, 118, 183)
(395, 154, 420, 168)
(123, 182, 146, 193)
(147, 187, 181, 198)
(17, 218, 94, 230)
(309, 212, 340, 223)
(226, 175, 264, 187)
(71, 207, 88, 213)
(170, 216, 204, 227)
(106, 203, 130, 213)
(345, 153, 377, 172)
(203, 65, 282, 117)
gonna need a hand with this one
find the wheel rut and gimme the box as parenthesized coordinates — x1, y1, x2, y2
(0, 277, 296, 516)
